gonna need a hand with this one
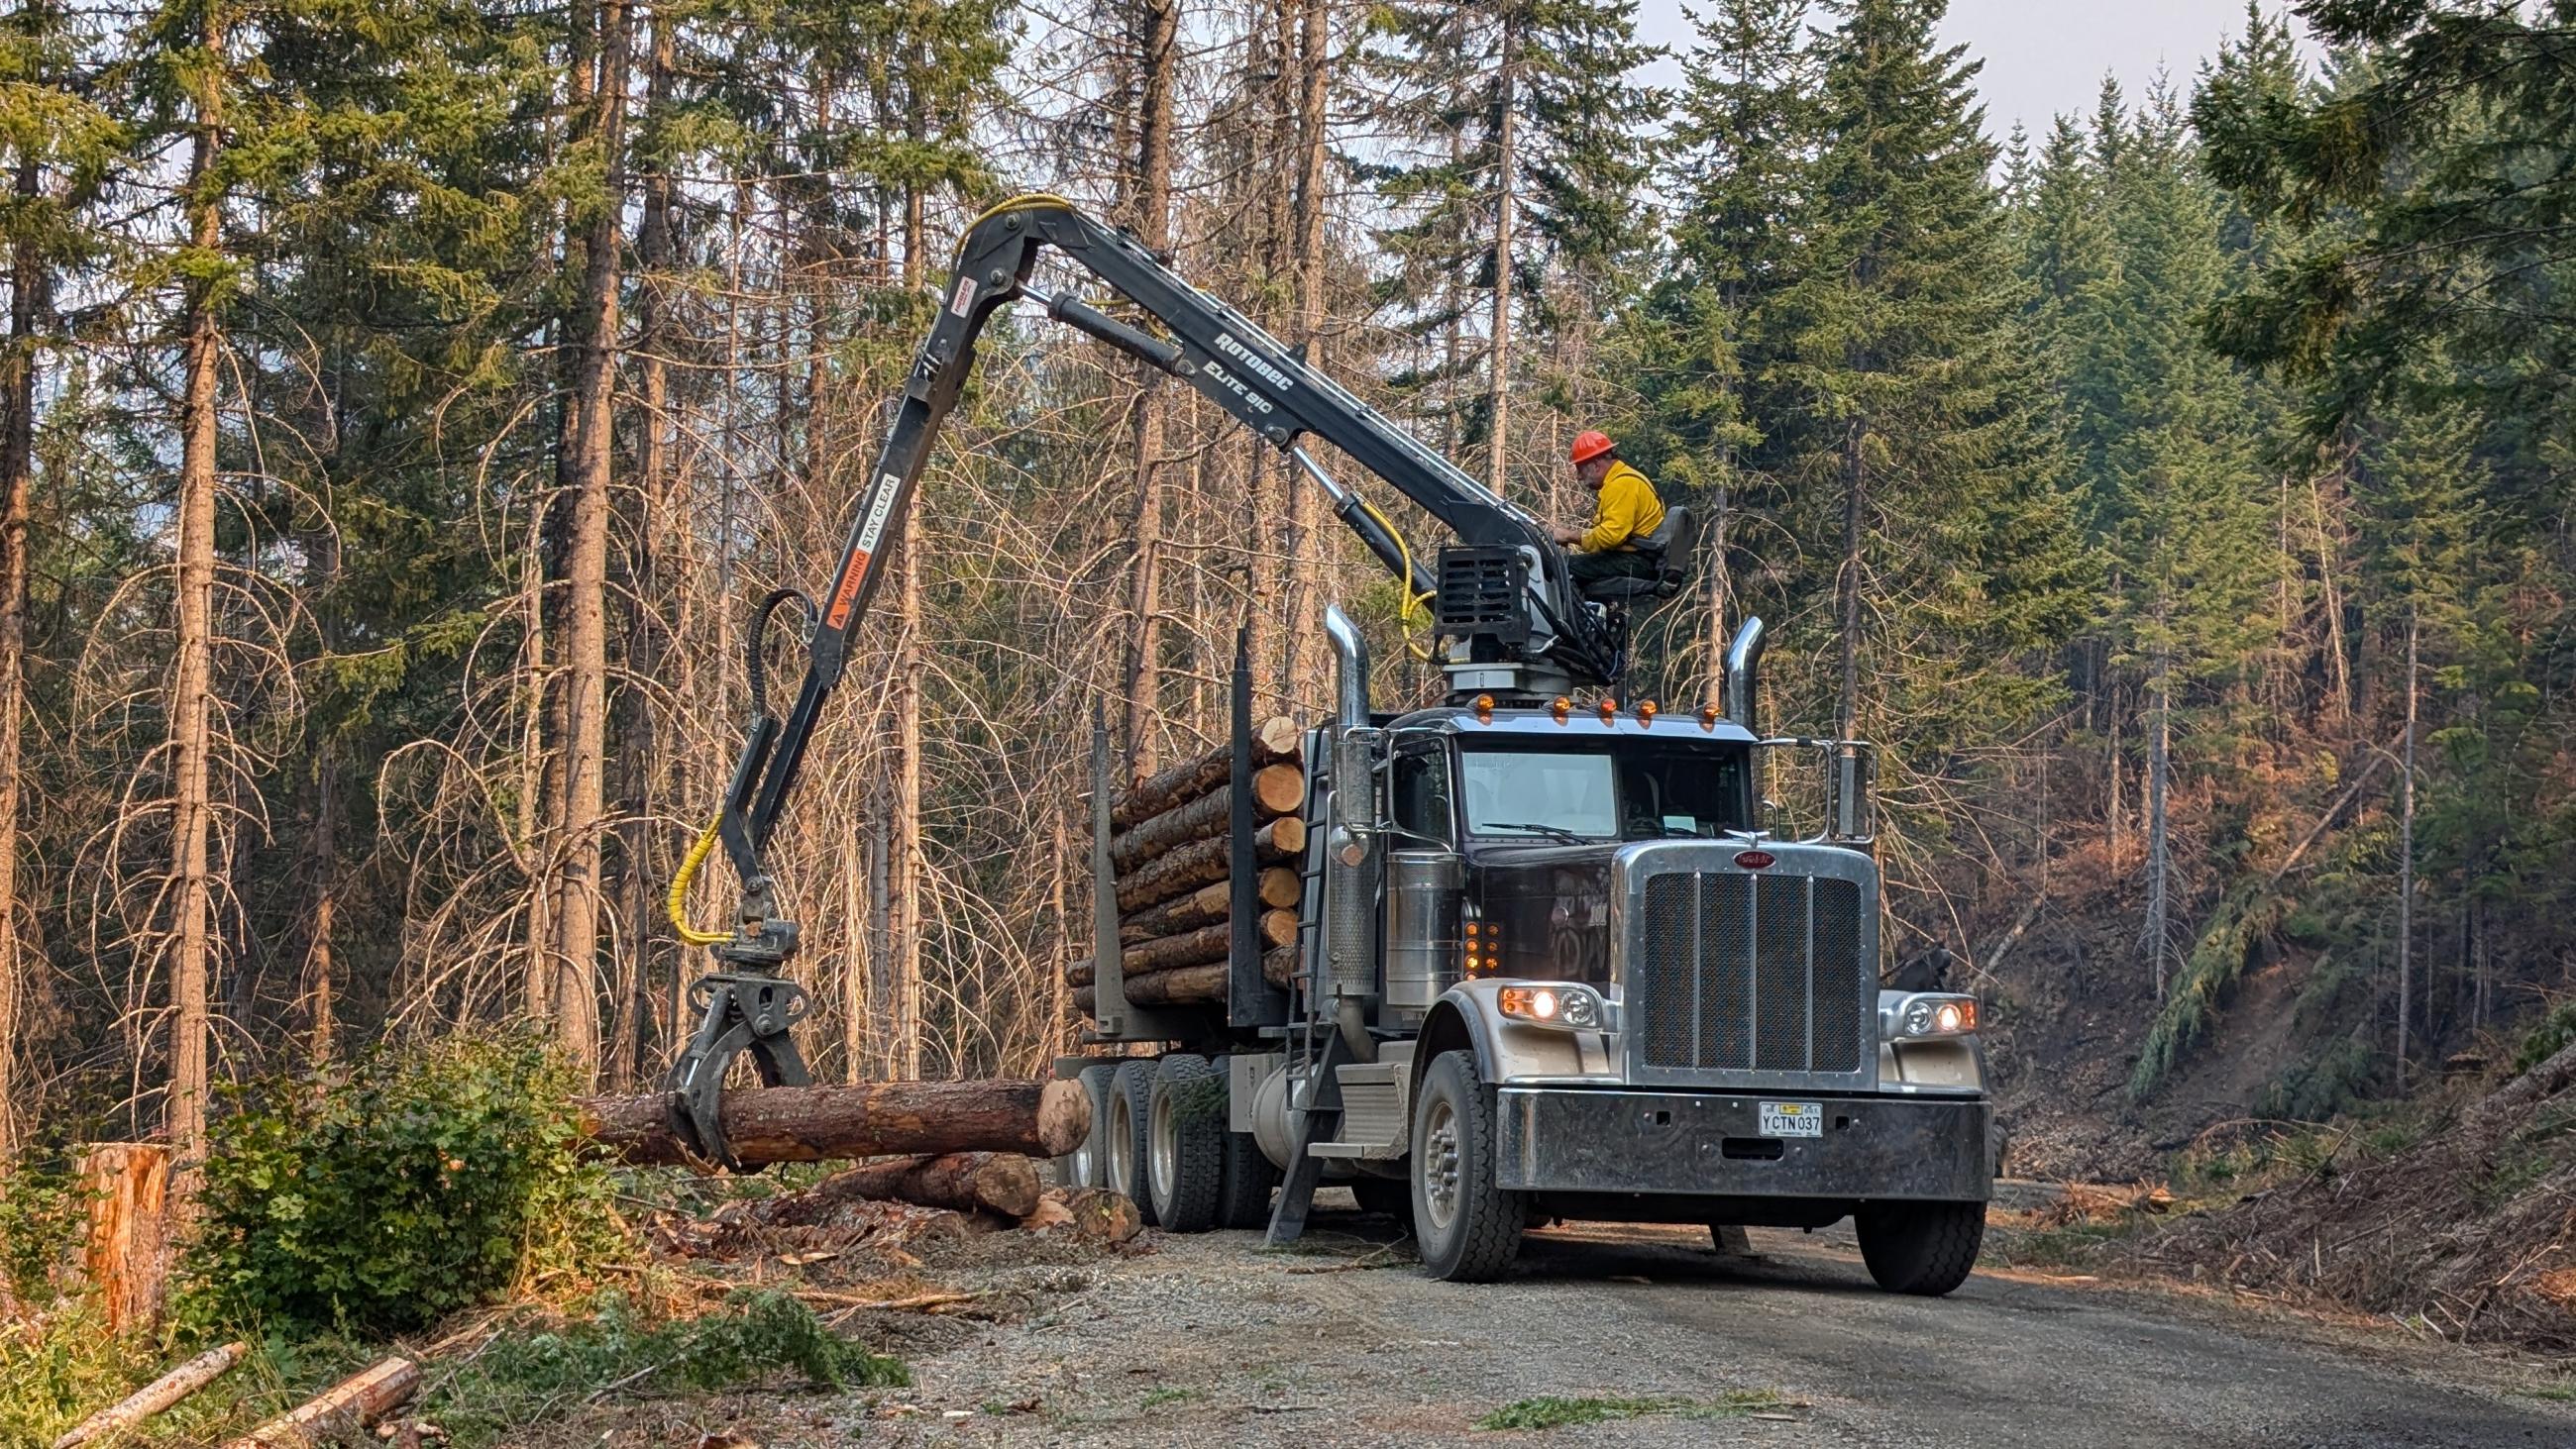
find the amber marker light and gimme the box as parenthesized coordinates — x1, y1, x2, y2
(1699, 705, 1721, 731)
(1637, 699, 1658, 725)
(1597, 697, 1619, 722)
(1550, 696, 1573, 723)
(1473, 692, 1495, 723)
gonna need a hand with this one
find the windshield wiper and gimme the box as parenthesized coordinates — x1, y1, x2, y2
(1481, 821, 1586, 844)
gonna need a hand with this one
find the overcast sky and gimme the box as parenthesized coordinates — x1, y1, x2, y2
(1631, 1, 2314, 144)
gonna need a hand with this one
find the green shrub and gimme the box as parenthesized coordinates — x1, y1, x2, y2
(426, 1291, 908, 1447)
(2513, 999, 2576, 1076)
(2254, 1035, 2380, 1122)
(0, 1163, 77, 1305)
(179, 1031, 621, 1336)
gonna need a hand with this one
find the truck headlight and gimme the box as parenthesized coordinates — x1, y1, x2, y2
(1881, 991, 1978, 1040)
(1499, 983, 1607, 1030)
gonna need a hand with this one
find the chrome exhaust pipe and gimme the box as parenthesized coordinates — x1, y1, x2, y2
(1725, 616, 1767, 736)
(1323, 606, 1378, 1061)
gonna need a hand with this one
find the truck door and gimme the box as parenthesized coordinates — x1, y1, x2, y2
(1384, 741, 1462, 1017)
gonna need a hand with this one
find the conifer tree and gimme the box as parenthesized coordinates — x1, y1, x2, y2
(1361, 0, 1660, 488)
(1767, 0, 2085, 771)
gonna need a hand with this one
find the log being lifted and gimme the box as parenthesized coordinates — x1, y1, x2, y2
(53, 1341, 247, 1449)
(1109, 764, 1306, 874)
(580, 1079, 1089, 1168)
(219, 1356, 419, 1449)
(1115, 817, 1304, 915)
(1111, 715, 1302, 831)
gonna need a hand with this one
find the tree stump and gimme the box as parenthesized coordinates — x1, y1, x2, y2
(77, 1143, 170, 1336)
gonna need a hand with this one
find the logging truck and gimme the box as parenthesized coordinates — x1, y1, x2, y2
(667, 195, 1995, 1293)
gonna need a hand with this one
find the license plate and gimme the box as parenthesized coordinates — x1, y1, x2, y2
(1759, 1100, 1823, 1138)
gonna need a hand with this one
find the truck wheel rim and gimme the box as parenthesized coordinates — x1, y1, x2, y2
(1108, 1095, 1132, 1190)
(1149, 1087, 1175, 1203)
(1421, 1097, 1460, 1233)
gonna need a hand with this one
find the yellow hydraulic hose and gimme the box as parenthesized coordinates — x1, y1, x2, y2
(667, 814, 731, 947)
(1356, 495, 1437, 662)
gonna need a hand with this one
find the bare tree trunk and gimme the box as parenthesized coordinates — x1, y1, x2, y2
(0, 143, 37, 1167)
(2105, 677, 2126, 866)
(300, 758, 337, 1062)
(891, 542, 923, 1079)
(2143, 642, 2172, 1001)
(167, 37, 226, 1178)
(2397, 604, 2418, 1073)
(615, 6, 679, 1087)
(1835, 422, 1864, 742)
(541, 0, 632, 1080)
(1482, 28, 1516, 495)
(1119, 0, 1178, 780)
(2309, 469, 2352, 728)
(1282, 0, 1332, 704)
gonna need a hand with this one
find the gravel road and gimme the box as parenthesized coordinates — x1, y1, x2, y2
(832, 1199, 2576, 1449)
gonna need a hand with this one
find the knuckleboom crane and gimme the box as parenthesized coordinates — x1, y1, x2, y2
(662, 195, 1628, 1166)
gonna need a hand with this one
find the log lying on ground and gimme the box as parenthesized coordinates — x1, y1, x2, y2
(1114, 818, 1304, 914)
(809, 1152, 1041, 1218)
(219, 1356, 419, 1449)
(1109, 765, 1306, 873)
(1111, 716, 1302, 830)
(579, 1079, 1089, 1168)
(54, 1341, 247, 1449)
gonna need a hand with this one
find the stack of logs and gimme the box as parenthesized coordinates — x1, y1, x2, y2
(1069, 716, 1307, 1014)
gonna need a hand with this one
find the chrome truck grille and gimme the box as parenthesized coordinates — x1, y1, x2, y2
(1622, 858, 1876, 1088)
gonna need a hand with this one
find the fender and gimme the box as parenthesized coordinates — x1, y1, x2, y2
(1413, 980, 1619, 1099)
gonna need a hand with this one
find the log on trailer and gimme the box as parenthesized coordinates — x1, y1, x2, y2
(1110, 715, 1301, 830)
(580, 1080, 1089, 1168)
(1072, 911, 1296, 986)
(1108, 764, 1305, 873)
(1121, 870, 1298, 941)
(1113, 816, 1304, 914)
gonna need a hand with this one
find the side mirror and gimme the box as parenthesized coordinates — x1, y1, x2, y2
(1831, 748, 1875, 841)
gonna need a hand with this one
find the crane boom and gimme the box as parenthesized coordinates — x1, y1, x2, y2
(661, 197, 1624, 1165)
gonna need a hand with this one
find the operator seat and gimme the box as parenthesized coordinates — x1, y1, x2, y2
(1579, 505, 1699, 605)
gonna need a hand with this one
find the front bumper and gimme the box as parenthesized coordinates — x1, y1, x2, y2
(1494, 1087, 1991, 1201)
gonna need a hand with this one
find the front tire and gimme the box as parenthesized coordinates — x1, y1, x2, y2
(1410, 1051, 1527, 1281)
(1148, 1054, 1226, 1231)
(1855, 1199, 1985, 1295)
(1109, 1060, 1159, 1224)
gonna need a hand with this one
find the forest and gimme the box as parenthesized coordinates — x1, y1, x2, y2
(0, 0, 2570, 1201)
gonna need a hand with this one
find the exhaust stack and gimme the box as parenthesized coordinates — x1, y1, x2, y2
(1725, 616, 1768, 736)
(1323, 607, 1379, 1060)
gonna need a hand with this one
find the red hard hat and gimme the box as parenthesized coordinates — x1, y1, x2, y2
(1569, 430, 1615, 465)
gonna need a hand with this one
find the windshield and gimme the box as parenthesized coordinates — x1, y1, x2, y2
(1461, 751, 1617, 839)
(1459, 741, 1750, 842)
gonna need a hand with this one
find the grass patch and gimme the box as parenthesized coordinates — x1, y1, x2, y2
(2515, 1384, 2576, 1402)
(1138, 1386, 1205, 1408)
(1474, 1391, 1787, 1430)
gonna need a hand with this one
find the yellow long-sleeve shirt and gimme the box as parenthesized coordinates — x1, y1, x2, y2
(1577, 461, 1666, 553)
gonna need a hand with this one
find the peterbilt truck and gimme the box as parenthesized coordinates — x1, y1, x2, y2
(662, 195, 1995, 1292)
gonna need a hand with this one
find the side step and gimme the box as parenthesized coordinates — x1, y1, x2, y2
(1306, 1062, 1409, 1162)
